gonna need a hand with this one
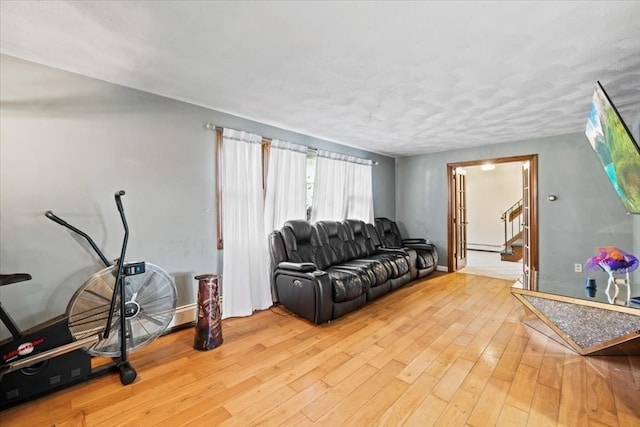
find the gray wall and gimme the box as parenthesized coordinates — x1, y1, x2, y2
(397, 132, 637, 295)
(0, 54, 395, 336)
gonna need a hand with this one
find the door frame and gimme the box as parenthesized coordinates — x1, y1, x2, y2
(451, 165, 468, 271)
(446, 154, 539, 275)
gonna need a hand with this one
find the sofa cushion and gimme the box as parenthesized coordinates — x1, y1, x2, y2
(345, 219, 377, 257)
(282, 220, 331, 269)
(326, 267, 371, 302)
(374, 217, 438, 273)
(315, 221, 349, 263)
(346, 219, 410, 278)
(317, 220, 389, 287)
(416, 250, 437, 270)
(375, 217, 404, 248)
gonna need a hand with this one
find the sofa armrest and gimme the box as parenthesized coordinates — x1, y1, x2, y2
(277, 261, 317, 272)
(402, 238, 427, 244)
(376, 247, 408, 255)
(402, 242, 437, 252)
(273, 268, 333, 324)
(376, 246, 404, 254)
(402, 243, 438, 271)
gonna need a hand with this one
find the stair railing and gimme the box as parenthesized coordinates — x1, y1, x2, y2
(501, 198, 523, 250)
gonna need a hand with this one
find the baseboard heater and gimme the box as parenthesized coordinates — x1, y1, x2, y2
(467, 243, 502, 252)
(165, 296, 224, 333)
(166, 303, 197, 332)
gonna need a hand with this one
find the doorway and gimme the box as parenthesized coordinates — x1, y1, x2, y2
(447, 154, 538, 287)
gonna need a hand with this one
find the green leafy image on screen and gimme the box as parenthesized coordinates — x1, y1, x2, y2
(585, 81, 640, 214)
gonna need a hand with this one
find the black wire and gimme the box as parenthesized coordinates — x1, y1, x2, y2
(269, 304, 295, 317)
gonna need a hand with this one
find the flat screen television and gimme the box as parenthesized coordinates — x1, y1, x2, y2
(585, 81, 640, 214)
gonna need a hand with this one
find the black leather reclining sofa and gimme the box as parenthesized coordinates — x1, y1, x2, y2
(268, 218, 438, 324)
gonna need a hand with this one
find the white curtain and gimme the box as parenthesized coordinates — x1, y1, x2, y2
(263, 139, 308, 300)
(221, 129, 272, 318)
(311, 150, 374, 223)
(264, 139, 308, 231)
(310, 152, 348, 222)
(346, 161, 374, 223)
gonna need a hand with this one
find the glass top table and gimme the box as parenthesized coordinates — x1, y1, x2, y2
(511, 271, 640, 355)
(516, 271, 640, 309)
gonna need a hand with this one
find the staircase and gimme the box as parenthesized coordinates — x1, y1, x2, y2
(501, 231, 523, 262)
(500, 199, 523, 262)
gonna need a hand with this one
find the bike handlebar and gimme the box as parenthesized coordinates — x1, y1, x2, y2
(45, 210, 68, 227)
(44, 210, 112, 267)
(115, 190, 125, 213)
(44, 191, 130, 344)
(105, 190, 129, 344)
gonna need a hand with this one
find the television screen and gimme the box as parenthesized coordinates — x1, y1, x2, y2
(585, 81, 640, 214)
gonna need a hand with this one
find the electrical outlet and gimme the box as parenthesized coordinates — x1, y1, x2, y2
(574, 263, 583, 273)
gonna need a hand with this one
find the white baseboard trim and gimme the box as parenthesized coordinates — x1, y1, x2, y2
(436, 265, 448, 272)
(167, 303, 197, 330)
(467, 244, 502, 252)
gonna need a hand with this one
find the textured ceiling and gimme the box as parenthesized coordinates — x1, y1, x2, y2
(1, 1, 639, 157)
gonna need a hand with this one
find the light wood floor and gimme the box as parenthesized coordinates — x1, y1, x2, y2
(1, 272, 639, 426)
(461, 250, 523, 281)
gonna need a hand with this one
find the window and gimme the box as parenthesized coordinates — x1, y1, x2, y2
(215, 127, 373, 248)
(305, 151, 317, 221)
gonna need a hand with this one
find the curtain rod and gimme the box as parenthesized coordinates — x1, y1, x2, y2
(205, 123, 378, 165)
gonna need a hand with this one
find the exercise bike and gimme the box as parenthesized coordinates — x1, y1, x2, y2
(0, 191, 177, 410)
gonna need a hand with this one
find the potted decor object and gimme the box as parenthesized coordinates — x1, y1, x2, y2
(585, 246, 639, 305)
